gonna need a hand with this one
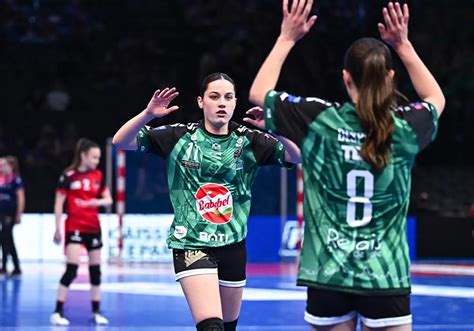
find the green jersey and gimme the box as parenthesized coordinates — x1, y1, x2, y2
(264, 91, 438, 294)
(137, 120, 291, 250)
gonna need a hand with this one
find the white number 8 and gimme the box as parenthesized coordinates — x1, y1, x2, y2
(346, 170, 373, 227)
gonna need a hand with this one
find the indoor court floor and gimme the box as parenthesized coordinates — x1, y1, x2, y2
(1, 262, 473, 331)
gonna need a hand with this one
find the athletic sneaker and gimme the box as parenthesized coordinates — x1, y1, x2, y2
(50, 312, 70, 326)
(10, 269, 22, 277)
(92, 312, 109, 325)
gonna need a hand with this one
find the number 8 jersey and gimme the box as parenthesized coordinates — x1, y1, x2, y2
(136, 120, 292, 250)
(264, 91, 438, 294)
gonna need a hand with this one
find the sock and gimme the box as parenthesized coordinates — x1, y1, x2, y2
(55, 301, 64, 314)
(92, 300, 100, 313)
(224, 318, 238, 331)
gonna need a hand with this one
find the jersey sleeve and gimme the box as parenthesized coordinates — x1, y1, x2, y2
(263, 90, 331, 146)
(245, 128, 293, 168)
(13, 176, 24, 190)
(393, 101, 439, 151)
(136, 124, 187, 158)
(56, 173, 70, 193)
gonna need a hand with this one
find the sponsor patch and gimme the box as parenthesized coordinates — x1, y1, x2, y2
(195, 183, 233, 224)
(181, 160, 200, 170)
(173, 226, 187, 239)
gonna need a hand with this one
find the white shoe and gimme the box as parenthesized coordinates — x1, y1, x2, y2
(50, 312, 70, 326)
(93, 312, 109, 325)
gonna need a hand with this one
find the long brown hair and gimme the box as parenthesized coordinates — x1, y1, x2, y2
(344, 38, 395, 171)
(66, 138, 100, 171)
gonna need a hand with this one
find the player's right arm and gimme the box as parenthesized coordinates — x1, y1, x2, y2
(112, 87, 180, 150)
(378, 2, 445, 116)
(53, 191, 67, 245)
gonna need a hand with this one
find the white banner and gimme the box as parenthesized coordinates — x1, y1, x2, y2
(10, 213, 173, 262)
(108, 214, 173, 262)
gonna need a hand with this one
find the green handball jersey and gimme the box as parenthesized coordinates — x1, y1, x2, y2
(136, 120, 291, 250)
(264, 91, 438, 294)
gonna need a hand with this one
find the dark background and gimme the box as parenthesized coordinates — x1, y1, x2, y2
(1, 0, 473, 257)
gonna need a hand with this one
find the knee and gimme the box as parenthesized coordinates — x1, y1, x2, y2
(60, 263, 78, 287)
(89, 265, 101, 286)
(196, 317, 224, 331)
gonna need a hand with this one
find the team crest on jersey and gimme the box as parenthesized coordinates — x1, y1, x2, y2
(195, 183, 233, 224)
(70, 180, 81, 190)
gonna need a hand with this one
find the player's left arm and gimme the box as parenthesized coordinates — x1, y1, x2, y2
(77, 188, 113, 208)
(95, 187, 113, 207)
(15, 186, 25, 223)
(243, 106, 301, 163)
(279, 135, 301, 164)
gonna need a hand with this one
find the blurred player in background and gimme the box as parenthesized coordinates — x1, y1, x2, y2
(50, 138, 113, 326)
(0, 156, 25, 276)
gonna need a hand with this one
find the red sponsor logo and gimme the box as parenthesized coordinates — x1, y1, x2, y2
(195, 183, 233, 224)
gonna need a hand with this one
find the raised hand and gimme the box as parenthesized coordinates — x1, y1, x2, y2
(243, 106, 265, 129)
(280, 0, 318, 42)
(378, 2, 409, 51)
(145, 87, 180, 118)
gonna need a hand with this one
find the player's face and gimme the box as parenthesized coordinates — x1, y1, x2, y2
(198, 79, 236, 128)
(81, 147, 101, 170)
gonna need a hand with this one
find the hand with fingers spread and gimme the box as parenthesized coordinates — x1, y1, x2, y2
(243, 106, 265, 130)
(378, 2, 410, 51)
(145, 87, 180, 118)
(280, 0, 318, 43)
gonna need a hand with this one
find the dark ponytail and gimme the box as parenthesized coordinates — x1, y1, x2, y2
(344, 38, 395, 171)
(66, 138, 99, 171)
(199, 72, 235, 96)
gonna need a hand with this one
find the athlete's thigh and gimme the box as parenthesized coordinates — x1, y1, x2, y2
(173, 248, 222, 323)
(87, 247, 101, 265)
(356, 294, 411, 331)
(361, 324, 411, 331)
(180, 273, 222, 323)
(219, 285, 243, 322)
(65, 243, 82, 264)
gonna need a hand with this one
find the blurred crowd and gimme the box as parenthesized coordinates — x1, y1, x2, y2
(0, 0, 473, 214)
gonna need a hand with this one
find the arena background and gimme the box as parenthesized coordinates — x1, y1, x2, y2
(1, 0, 473, 330)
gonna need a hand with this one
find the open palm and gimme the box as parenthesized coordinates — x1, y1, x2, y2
(378, 2, 409, 50)
(145, 87, 180, 118)
(280, 0, 318, 42)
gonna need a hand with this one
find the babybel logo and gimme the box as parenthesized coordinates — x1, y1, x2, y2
(195, 183, 233, 224)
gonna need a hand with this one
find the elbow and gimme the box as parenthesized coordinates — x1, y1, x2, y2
(111, 134, 120, 148)
(112, 134, 125, 150)
(439, 94, 446, 113)
(249, 88, 265, 107)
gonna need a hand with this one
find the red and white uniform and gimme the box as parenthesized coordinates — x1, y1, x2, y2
(56, 169, 105, 233)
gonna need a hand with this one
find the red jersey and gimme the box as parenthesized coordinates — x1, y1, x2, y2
(56, 169, 105, 233)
